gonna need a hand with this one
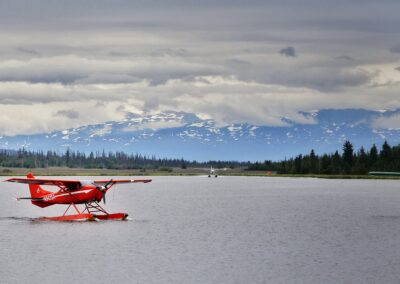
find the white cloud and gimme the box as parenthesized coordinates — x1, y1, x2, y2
(0, 101, 125, 136)
(0, 1, 399, 136)
(0, 73, 399, 136)
(0, 54, 222, 84)
(372, 115, 400, 130)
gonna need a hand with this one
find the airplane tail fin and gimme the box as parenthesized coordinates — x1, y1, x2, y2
(27, 172, 53, 208)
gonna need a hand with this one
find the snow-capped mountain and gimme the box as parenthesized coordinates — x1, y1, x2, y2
(1, 109, 400, 161)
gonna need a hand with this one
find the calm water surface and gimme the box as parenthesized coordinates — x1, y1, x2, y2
(1, 176, 400, 284)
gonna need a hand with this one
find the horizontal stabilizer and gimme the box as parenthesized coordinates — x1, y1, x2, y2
(16, 197, 44, 202)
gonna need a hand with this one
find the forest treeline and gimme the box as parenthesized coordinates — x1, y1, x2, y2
(0, 140, 399, 174)
(249, 141, 400, 174)
(0, 148, 247, 170)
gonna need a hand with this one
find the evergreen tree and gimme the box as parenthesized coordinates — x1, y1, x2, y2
(369, 144, 378, 171)
(319, 154, 331, 174)
(379, 140, 392, 170)
(354, 147, 368, 174)
(331, 151, 341, 174)
(342, 141, 353, 174)
(309, 149, 318, 173)
(294, 155, 303, 174)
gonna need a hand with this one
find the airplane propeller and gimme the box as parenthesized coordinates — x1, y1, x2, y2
(92, 179, 114, 204)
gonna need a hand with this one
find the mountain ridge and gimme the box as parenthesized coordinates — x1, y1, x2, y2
(1, 109, 400, 161)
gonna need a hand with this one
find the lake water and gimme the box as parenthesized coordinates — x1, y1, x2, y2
(1, 176, 400, 283)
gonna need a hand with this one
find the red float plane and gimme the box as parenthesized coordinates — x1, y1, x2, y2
(4, 173, 151, 221)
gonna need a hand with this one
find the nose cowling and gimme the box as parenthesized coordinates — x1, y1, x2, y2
(92, 179, 114, 204)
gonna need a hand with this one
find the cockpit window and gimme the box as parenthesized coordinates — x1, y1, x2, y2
(65, 182, 82, 191)
(80, 181, 92, 186)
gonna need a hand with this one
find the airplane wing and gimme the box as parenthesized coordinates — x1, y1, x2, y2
(4, 178, 82, 190)
(93, 179, 152, 184)
(4, 177, 151, 189)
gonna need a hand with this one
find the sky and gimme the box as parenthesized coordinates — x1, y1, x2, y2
(0, 0, 399, 136)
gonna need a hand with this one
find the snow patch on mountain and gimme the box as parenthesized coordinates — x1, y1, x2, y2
(123, 120, 185, 132)
(1, 109, 400, 161)
(90, 125, 112, 137)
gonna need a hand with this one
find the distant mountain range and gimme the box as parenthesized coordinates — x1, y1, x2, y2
(1, 109, 400, 161)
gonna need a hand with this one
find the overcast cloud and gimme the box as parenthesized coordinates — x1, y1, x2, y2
(0, 0, 399, 135)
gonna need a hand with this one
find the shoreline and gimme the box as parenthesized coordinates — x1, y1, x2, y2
(1, 167, 400, 179)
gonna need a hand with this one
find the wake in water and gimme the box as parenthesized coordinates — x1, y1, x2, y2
(0, 216, 35, 222)
(0, 216, 137, 223)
